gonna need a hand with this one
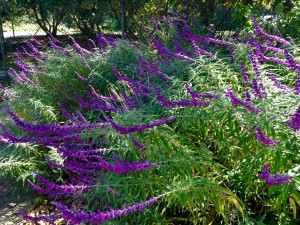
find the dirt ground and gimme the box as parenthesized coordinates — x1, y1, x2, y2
(0, 175, 37, 225)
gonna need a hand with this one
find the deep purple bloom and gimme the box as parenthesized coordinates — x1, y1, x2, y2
(251, 78, 265, 99)
(152, 83, 210, 108)
(235, 31, 242, 43)
(89, 85, 122, 103)
(151, 36, 193, 61)
(239, 62, 250, 83)
(229, 46, 234, 64)
(268, 70, 290, 93)
(48, 38, 73, 56)
(184, 82, 218, 100)
(21, 47, 45, 62)
(248, 52, 261, 79)
(254, 127, 280, 146)
(225, 88, 261, 113)
(75, 71, 87, 81)
(26, 41, 41, 55)
(5, 90, 21, 99)
(80, 56, 91, 70)
(245, 90, 251, 102)
(8, 68, 24, 83)
(21, 210, 62, 225)
(295, 69, 300, 95)
(46, 31, 60, 42)
(129, 135, 147, 152)
(15, 60, 45, 75)
(51, 197, 159, 224)
(286, 105, 300, 132)
(104, 115, 177, 135)
(189, 39, 216, 59)
(76, 93, 123, 113)
(250, 17, 291, 46)
(283, 48, 299, 71)
(258, 164, 293, 186)
(70, 36, 92, 56)
(31, 35, 43, 46)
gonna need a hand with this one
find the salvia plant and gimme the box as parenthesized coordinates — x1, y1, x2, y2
(0, 15, 300, 224)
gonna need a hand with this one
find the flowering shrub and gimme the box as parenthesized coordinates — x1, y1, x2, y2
(0, 16, 300, 224)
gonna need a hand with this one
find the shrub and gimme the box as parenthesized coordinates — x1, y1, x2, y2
(0, 16, 300, 224)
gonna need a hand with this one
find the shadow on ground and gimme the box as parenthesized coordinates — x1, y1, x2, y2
(0, 175, 37, 225)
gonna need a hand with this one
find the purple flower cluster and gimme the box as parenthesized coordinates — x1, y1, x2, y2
(5, 109, 109, 135)
(245, 90, 251, 102)
(184, 82, 219, 100)
(268, 70, 290, 93)
(295, 69, 300, 95)
(258, 164, 293, 186)
(152, 83, 210, 108)
(20, 210, 63, 225)
(89, 85, 122, 102)
(75, 93, 123, 113)
(104, 115, 177, 135)
(151, 36, 194, 61)
(254, 127, 280, 146)
(75, 71, 88, 81)
(21, 45, 45, 63)
(48, 37, 73, 56)
(225, 88, 261, 113)
(129, 135, 148, 152)
(69, 36, 92, 56)
(51, 197, 159, 224)
(250, 17, 291, 46)
(286, 105, 300, 132)
(96, 33, 116, 49)
(239, 62, 250, 83)
(248, 52, 261, 79)
(251, 78, 266, 99)
(188, 39, 216, 59)
(283, 48, 299, 71)
(137, 56, 172, 81)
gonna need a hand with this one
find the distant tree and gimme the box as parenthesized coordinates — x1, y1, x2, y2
(16, 0, 66, 36)
(0, 0, 14, 20)
(62, 0, 113, 36)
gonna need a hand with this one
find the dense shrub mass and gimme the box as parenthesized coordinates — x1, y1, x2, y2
(0, 16, 300, 224)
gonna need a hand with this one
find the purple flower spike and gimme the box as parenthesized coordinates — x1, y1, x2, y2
(46, 31, 60, 43)
(225, 88, 261, 113)
(129, 135, 148, 152)
(254, 127, 280, 146)
(31, 35, 43, 46)
(69, 36, 91, 56)
(26, 41, 41, 55)
(295, 69, 300, 95)
(268, 70, 290, 93)
(240, 62, 250, 83)
(248, 52, 261, 79)
(258, 164, 293, 186)
(75, 71, 87, 81)
(51, 197, 159, 224)
(251, 78, 265, 99)
(245, 90, 251, 102)
(105, 116, 177, 135)
(48, 38, 73, 56)
(8, 68, 24, 83)
(284, 48, 299, 71)
(250, 17, 291, 46)
(286, 105, 300, 132)
(21, 210, 63, 225)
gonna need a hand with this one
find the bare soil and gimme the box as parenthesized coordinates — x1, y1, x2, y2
(0, 175, 36, 225)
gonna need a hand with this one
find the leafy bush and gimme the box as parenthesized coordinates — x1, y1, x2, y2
(0, 16, 300, 224)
